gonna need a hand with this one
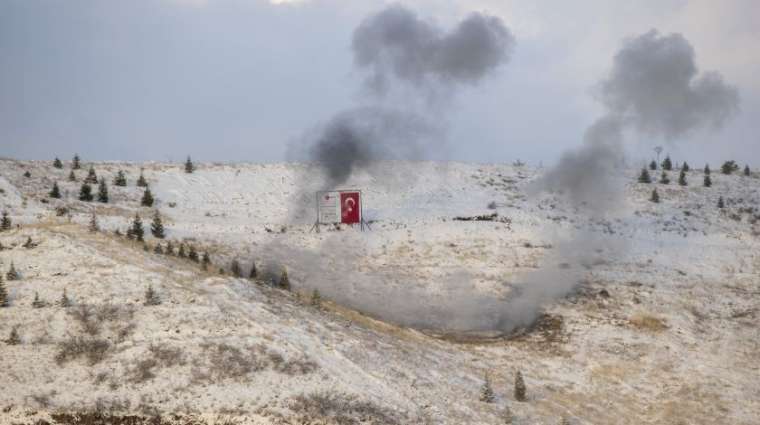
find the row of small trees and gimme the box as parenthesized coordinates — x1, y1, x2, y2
(50, 173, 154, 207)
(649, 157, 750, 176)
(52, 155, 195, 174)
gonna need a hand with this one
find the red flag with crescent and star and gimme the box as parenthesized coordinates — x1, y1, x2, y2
(340, 192, 360, 224)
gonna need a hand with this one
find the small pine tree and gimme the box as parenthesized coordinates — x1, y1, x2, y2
(202, 252, 211, 271)
(137, 170, 148, 187)
(650, 188, 660, 203)
(68, 170, 77, 182)
(89, 213, 99, 233)
(185, 156, 195, 174)
(165, 241, 174, 256)
(279, 268, 291, 290)
(49, 182, 62, 199)
(638, 167, 652, 184)
(53, 157, 63, 169)
(177, 244, 186, 258)
(23, 170, 31, 178)
(480, 372, 495, 403)
(514, 370, 527, 402)
(153, 244, 164, 255)
(682, 162, 690, 172)
(218, 267, 226, 276)
(130, 213, 144, 242)
(230, 259, 242, 278)
(721, 160, 738, 175)
(501, 406, 514, 425)
(718, 196, 725, 209)
(659, 171, 670, 185)
(704, 164, 711, 175)
(79, 183, 94, 202)
(662, 155, 672, 171)
(32, 292, 45, 308)
(7, 327, 20, 345)
(150, 210, 165, 239)
(141, 187, 154, 207)
(23, 236, 34, 249)
(97, 180, 109, 203)
(144, 285, 161, 306)
(704, 174, 712, 187)
(649, 160, 657, 171)
(85, 165, 98, 184)
(310, 289, 322, 308)
(1, 211, 11, 231)
(60, 289, 71, 308)
(678, 169, 688, 186)
(7, 262, 20, 281)
(0, 276, 9, 307)
(744, 165, 751, 176)
(249, 262, 257, 279)
(113, 170, 127, 186)
(72, 154, 81, 170)
(188, 245, 199, 262)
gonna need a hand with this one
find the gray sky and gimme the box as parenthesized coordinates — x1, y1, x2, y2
(1, 0, 758, 166)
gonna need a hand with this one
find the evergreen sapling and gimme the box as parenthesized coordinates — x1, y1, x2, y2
(97, 180, 109, 203)
(49, 182, 62, 199)
(79, 183, 94, 202)
(53, 157, 63, 169)
(150, 211, 165, 239)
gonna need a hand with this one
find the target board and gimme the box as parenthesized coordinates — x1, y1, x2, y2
(316, 190, 362, 225)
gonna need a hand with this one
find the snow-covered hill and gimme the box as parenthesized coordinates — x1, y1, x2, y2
(1, 158, 759, 424)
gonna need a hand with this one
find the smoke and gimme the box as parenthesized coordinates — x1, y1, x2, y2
(298, 4, 515, 187)
(519, 29, 740, 333)
(308, 107, 438, 188)
(535, 29, 739, 208)
(352, 4, 515, 95)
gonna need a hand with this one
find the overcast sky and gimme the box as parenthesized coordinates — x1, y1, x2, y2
(1, 0, 758, 166)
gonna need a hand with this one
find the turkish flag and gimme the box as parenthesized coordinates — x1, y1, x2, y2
(340, 192, 360, 224)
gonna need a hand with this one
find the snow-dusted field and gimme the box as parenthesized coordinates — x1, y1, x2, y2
(1, 158, 759, 424)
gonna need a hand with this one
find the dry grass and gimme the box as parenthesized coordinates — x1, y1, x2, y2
(629, 313, 668, 332)
(55, 337, 110, 365)
(287, 392, 405, 425)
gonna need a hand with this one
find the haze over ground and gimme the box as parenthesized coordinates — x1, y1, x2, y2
(1, 0, 758, 165)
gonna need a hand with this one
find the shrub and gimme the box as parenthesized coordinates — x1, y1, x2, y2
(53, 157, 63, 169)
(177, 244, 186, 258)
(85, 165, 98, 184)
(60, 289, 72, 308)
(7, 327, 21, 345)
(32, 292, 45, 308)
(136, 170, 148, 187)
(1, 211, 12, 231)
(150, 210, 165, 239)
(659, 172, 669, 185)
(310, 289, 322, 308)
(279, 268, 291, 290)
(637, 167, 651, 184)
(89, 213, 99, 233)
(79, 183, 94, 202)
(650, 188, 660, 203)
(480, 372, 495, 403)
(721, 160, 739, 175)
(288, 392, 402, 425)
(703, 174, 712, 187)
(144, 285, 161, 306)
(6, 262, 20, 281)
(185, 156, 194, 174)
(130, 213, 144, 242)
(49, 182, 62, 199)
(23, 170, 31, 178)
(72, 154, 81, 170)
(187, 245, 199, 262)
(649, 160, 657, 170)
(662, 155, 672, 171)
(97, 180, 109, 203)
(0, 276, 9, 307)
(202, 252, 211, 271)
(141, 187, 154, 207)
(55, 336, 110, 365)
(153, 244, 164, 255)
(514, 370, 527, 401)
(678, 169, 688, 186)
(68, 170, 77, 182)
(113, 170, 127, 186)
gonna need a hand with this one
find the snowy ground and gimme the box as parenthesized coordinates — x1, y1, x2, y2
(1, 158, 759, 424)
